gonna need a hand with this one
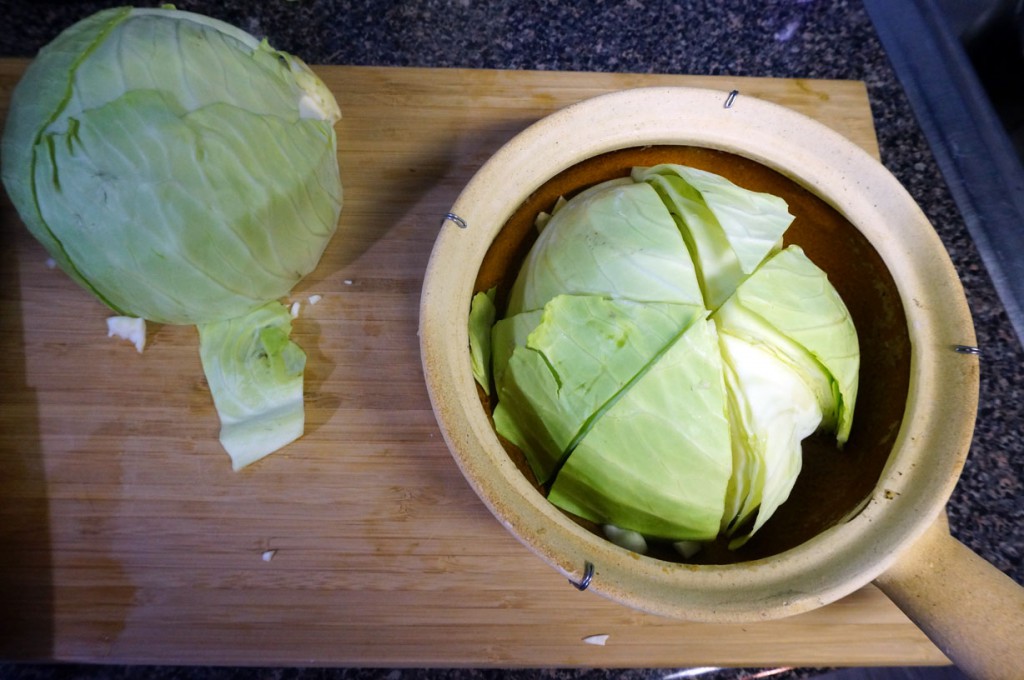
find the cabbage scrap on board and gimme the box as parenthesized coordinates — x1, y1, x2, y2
(198, 302, 307, 471)
(1, 7, 343, 469)
(469, 163, 859, 551)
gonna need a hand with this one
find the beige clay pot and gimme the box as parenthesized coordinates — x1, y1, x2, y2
(419, 88, 1023, 679)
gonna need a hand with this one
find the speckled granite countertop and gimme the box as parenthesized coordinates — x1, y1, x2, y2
(0, 0, 1020, 678)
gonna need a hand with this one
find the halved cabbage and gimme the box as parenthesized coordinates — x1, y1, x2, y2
(2, 6, 342, 325)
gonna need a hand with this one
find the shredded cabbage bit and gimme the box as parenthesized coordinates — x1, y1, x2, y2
(469, 164, 859, 553)
(106, 316, 147, 353)
(1, 7, 343, 468)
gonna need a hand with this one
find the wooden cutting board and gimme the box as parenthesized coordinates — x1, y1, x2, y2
(0, 60, 950, 668)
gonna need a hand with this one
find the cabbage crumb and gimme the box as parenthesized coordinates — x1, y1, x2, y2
(106, 316, 146, 353)
(582, 634, 610, 646)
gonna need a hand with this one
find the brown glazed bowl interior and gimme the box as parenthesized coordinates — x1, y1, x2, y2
(419, 87, 979, 621)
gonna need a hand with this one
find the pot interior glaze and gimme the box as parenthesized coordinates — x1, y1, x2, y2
(472, 144, 911, 564)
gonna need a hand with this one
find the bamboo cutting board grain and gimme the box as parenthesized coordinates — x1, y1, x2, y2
(0, 60, 949, 667)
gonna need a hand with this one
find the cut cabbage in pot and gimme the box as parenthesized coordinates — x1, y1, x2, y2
(470, 164, 859, 550)
(505, 179, 703, 316)
(547, 317, 732, 541)
(712, 245, 859, 445)
(492, 295, 704, 484)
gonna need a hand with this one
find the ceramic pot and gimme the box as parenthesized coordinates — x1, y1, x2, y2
(419, 88, 1023, 679)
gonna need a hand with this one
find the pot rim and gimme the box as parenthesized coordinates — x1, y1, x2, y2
(419, 86, 979, 621)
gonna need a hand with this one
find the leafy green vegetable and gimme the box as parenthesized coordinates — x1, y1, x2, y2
(198, 302, 306, 471)
(718, 331, 822, 546)
(1, 7, 342, 325)
(473, 164, 859, 550)
(469, 287, 497, 395)
(547, 317, 732, 541)
(1, 7, 343, 468)
(505, 179, 703, 316)
(713, 245, 859, 444)
(633, 164, 791, 310)
(493, 295, 703, 483)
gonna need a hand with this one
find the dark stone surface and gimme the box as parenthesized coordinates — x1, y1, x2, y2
(0, 0, 1020, 678)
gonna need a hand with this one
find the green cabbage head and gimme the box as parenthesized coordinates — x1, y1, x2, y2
(1, 6, 343, 325)
(472, 164, 859, 550)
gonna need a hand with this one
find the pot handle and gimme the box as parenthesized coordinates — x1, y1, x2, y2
(874, 514, 1024, 680)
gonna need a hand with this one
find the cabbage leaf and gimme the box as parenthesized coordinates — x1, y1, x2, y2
(633, 164, 792, 310)
(505, 180, 703, 316)
(718, 332, 822, 546)
(713, 245, 859, 444)
(198, 301, 306, 471)
(547, 318, 732, 541)
(469, 287, 497, 394)
(493, 295, 703, 483)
